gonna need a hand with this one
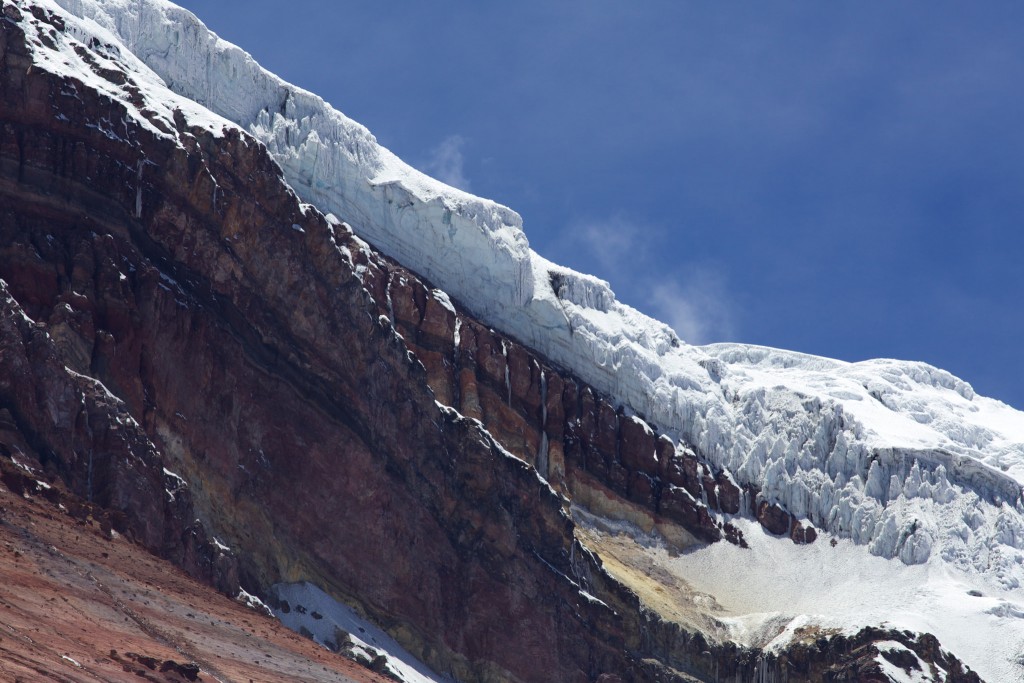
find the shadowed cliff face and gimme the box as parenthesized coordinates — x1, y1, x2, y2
(360, 247, 825, 552)
(0, 7, 631, 682)
(0, 450, 391, 683)
(0, 5, 982, 683)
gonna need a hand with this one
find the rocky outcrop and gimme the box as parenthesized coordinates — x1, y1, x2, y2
(362, 251, 769, 548)
(0, 449, 383, 683)
(756, 627, 979, 683)
(756, 499, 818, 545)
(0, 281, 239, 595)
(0, 9, 632, 680)
(0, 5, 977, 682)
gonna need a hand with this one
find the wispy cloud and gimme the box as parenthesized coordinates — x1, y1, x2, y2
(564, 215, 738, 345)
(568, 215, 652, 276)
(649, 267, 737, 345)
(423, 135, 471, 191)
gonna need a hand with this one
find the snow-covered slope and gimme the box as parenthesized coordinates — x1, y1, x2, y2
(32, 0, 1024, 678)
(271, 583, 450, 683)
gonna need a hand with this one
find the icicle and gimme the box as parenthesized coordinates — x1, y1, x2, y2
(536, 369, 550, 479)
(385, 271, 396, 326)
(539, 369, 548, 428)
(536, 433, 549, 481)
(502, 340, 511, 406)
(135, 159, 144, 218)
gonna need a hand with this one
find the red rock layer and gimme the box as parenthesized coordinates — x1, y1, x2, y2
(360, 246, 823, 547)
(0, 6, 978, 682)
(0, 455, 385, 683)
(0, 8, 637, 680)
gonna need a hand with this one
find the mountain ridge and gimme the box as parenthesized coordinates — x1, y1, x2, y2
(49, 0, 1023, 591)
(1, 0, 1021, 680)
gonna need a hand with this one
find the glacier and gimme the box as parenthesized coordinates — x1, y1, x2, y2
(27, 0, 1024, 678)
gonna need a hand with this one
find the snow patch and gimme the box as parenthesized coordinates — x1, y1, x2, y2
(236, 588, 273, 617)
(61, 655, 82, 667)
(875, 641, 936, 683)
(271, 582, 450, 683)
(431, 288, 456, 316)
(662, 517, 1023, 682)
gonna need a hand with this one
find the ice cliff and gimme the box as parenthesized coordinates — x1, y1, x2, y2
(50, 0, 1024, 593)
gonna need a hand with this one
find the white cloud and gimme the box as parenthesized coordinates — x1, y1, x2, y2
(648, 266, 737, 345)
(560, 215, 738, 345)
(570, 215, 651, 276)
(423, 135, 471, 191)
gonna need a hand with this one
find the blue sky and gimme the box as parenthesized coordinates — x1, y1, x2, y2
(177, 1, 1024, 409)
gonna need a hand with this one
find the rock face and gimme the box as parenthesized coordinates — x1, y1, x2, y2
(0, 8, 629, 680)
(0, 453, 382, 683)
(0, 5, 980, 682)
(362, 250, 754, 549)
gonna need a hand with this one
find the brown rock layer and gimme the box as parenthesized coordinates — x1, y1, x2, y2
(0, 6, 976, 682)
(0, 9, 633, 681)
(361, 246, 763, 547)
(0, 454, 384, 683)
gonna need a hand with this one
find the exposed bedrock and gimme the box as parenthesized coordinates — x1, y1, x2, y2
(0, 281, 239, 595)
(0, 7, 978, 682)
(366, 227, 824, 551)
(0, 13, 648, 680)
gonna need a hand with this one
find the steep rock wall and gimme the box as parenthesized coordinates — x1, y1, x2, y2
(0, 5, 982, 682)
(0, 9, 633, 681)
(359, 239, 820, 550)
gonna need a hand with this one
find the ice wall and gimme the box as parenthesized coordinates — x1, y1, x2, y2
(48, 0, 1024, 590)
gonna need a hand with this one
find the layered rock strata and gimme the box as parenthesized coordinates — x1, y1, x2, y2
(361, 247, 822, 550)
(0, 5, 979, 682)
(0, 452, 386, 683)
